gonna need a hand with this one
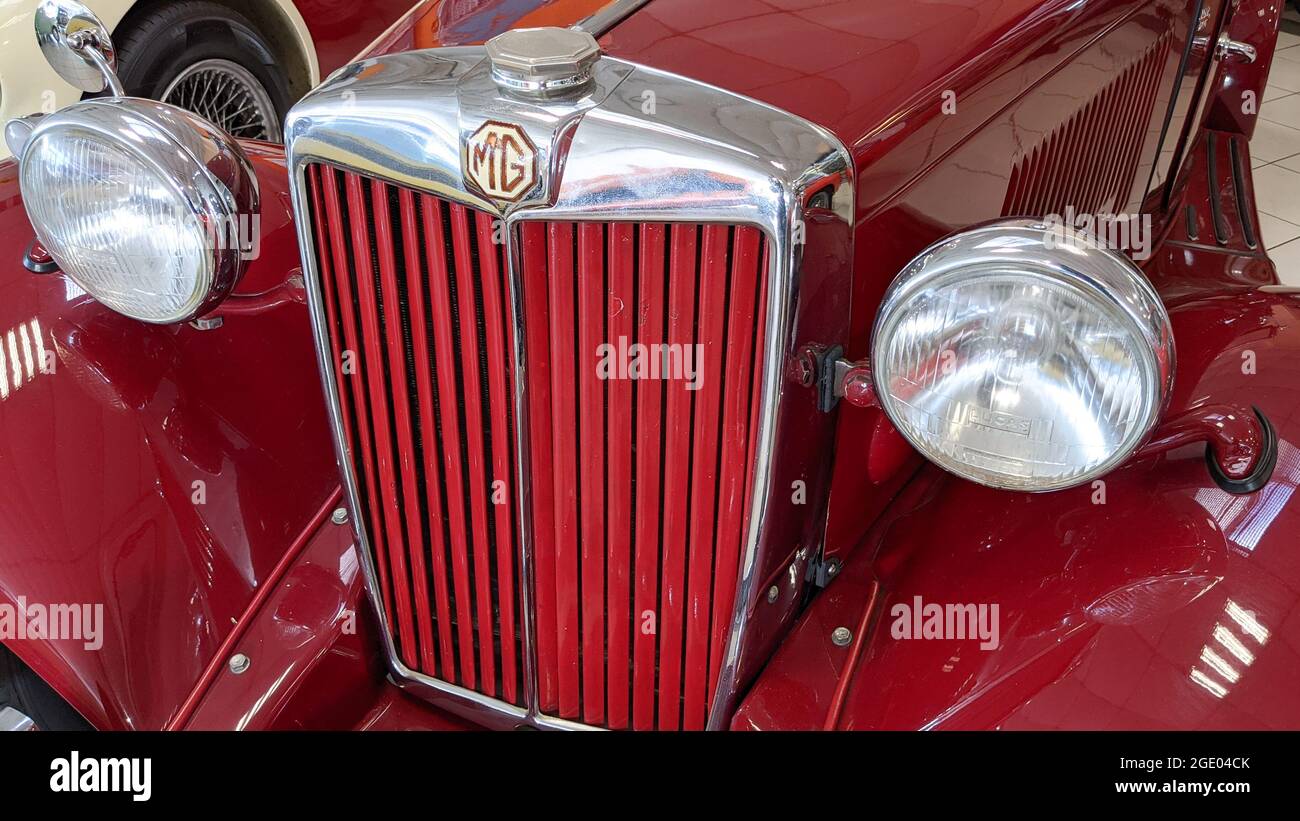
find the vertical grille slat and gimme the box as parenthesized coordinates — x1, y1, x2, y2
(345, 172, 420, 665)
(577, 223, 607, 725)
(546, 222, 582, 720)
(306, 165, 768, 728)
(630, 223, 668, 731)
(707, 227, 765, 701)
(656, 224, 701, 732)
(398, 187, 458, 681)
(682, 225, 731, 728)
(446, 203, 499, 696)
(370, 179, 438, 673)
(310, 166, 396, 636)
(520, 221, 559, 713)
(420, 195, 482, 692)
(604, 223, 635, 731)
(335, 172, 416, 659)
(474, 210, 521, 704)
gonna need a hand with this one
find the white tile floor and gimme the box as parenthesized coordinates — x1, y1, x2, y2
(1257, 21, 1300, 284)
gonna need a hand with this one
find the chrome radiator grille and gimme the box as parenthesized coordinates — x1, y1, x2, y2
(305, 163, 772, 728)
(287, 41, 851, 730)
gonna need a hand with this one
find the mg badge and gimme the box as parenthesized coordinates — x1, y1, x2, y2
(464, 120, 537, 203)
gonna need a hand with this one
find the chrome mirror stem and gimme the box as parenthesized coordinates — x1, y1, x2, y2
(68, 29, 125, 96)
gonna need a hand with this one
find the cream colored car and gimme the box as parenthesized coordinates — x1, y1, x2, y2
(0, 0, 324, 159)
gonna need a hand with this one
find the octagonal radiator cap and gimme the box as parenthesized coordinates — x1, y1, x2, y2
(485, 27, 601, 97)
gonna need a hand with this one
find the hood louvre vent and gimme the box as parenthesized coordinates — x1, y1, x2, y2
(1003, 34, 1173, 219)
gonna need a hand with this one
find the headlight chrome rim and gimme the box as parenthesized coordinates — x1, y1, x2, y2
(17, 97, 259, 324)
(871, 218, 1174, 492)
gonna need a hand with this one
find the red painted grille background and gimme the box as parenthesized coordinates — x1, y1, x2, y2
(306, 164, 769, 729)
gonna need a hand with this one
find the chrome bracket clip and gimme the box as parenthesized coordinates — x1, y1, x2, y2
(794, 347, 877, 413)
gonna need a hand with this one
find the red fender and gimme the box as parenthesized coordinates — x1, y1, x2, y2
(0, 147, 337, 729)
(736, 265, 1300, 729)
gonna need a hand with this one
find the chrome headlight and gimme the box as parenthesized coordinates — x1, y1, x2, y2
(16, 98, 258, 323)
(871, 219, 1174, 491)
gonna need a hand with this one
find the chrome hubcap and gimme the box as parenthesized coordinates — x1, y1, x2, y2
(161, 58, 280, 141)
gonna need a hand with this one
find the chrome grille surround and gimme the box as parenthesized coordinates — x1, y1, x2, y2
(285, 43, 853, 730)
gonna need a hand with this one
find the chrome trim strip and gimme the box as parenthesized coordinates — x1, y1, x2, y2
(574, 0, 653, 36)
(285, 45, 853, 730)
(353, 0, 645, 68)
(490, 67, 592, 95)
(0, 707, 36, 731)
(502, 205, 541, 723)
(352, 1, 427, 65)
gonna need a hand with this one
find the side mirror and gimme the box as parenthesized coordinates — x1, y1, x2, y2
(34, 0, 124, 95)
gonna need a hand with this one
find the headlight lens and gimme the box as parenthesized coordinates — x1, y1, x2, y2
(17, 99, 256, 323)
(872, 220, 1173, 491)
(23, 129, 211, 321)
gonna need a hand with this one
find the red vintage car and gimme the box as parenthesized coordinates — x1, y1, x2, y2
(0, 0, 1295, 734)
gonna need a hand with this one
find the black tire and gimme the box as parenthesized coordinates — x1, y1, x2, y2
(112, 1, 292, 141)
(0, 644, 92, 731)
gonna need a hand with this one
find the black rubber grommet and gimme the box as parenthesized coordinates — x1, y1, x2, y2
(817, 344, 844, 413)
(1206, 406, 1278, 495)
(23, 240, 59, 274)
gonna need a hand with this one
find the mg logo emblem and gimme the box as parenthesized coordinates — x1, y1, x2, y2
(464, 120, 537, 202)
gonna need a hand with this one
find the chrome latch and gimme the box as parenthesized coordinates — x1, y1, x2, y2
(1191, 33, 1257, 65)
(1216, 34, 1257, 64)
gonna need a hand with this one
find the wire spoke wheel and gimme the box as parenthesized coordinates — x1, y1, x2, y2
(162, 58, 281, 142)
